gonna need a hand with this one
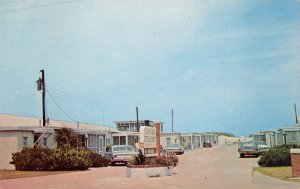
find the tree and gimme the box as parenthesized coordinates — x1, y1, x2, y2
(212, 132, 236, 137)
(55, 127, 82, 148)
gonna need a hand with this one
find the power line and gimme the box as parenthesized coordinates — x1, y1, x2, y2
(0, 0, 84, 13)
(47, 89, 76, 122)
(46, 85, 106, 107)
(48, 92, 106, 111)
(0, 0, 31, 5)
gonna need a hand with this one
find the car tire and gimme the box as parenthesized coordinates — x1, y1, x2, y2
(240, 154, 244, 158)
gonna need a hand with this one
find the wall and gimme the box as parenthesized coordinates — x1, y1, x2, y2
(0, 130, 56, 170)
(0, 136, 18, 170)
(0, 131, 28, 170)
(218, 136, 238, 145)
(160, 133, 180, 148)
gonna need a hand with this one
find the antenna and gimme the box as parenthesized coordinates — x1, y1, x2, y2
(136, 107, 139, 132)
(172, 108, 174, 132)
(295, 104, 298, 125)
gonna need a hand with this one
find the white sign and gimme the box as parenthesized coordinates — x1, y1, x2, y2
(139, 126, 156, 149)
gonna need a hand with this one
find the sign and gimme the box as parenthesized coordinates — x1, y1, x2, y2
(144, 148, 156, 154)
(139, 126, 156, 155)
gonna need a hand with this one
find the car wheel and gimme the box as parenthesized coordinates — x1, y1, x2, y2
(240, 154, 244, 158)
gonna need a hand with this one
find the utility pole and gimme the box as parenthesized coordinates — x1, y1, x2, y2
(172, 108, 174, 132)
(36, 70, 46, 127)
(136, 107, 139, 132)
(77, 122, 79, 150)
(295, 104, 298, 125)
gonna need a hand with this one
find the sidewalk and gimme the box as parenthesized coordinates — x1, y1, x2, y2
(253, 170, 300, 189)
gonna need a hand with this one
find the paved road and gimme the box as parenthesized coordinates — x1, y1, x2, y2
(1, 145, 300, 189)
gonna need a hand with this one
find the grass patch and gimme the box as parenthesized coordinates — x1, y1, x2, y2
(253, 166, 292, 181)
(0, 170, 74, 180)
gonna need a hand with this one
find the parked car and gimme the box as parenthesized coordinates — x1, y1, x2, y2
(238, 142, 258, 158)
(257, 144, 270, 155)
(164, 144, 184, 155)
(203, 141, 212, 148)
(104, 145, 138, 165)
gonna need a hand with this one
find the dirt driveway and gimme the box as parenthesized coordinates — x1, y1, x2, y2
(1, 145, 300, 189)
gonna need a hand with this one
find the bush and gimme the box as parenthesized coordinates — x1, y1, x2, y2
(10, 147, 101, 171)
(146, 153, 178, 167)
(258, 145, 300, 167)
(50, 148, 92, 170)
(55, 128, 82, 148)
(10, 146, 52, 171)
(89, 152, 109, 167)
(128, 150, 146, 165)
(129, 151, 178, 167)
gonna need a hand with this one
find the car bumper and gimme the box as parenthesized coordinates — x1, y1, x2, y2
(239, 151, 258, 155)
(165, 150, 184, 155)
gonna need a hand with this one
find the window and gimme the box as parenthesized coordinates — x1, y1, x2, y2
(253, 135, 266, 142)
(120, 136, 126, 145)
(34, 135, 39, 146)
(43, 138, 47, 146)
(166, 138, 171, 146)
(22, 136, 28, 147)
(106, 138, 111, 145)
(113, 136, 120, 145)
(287, 132, 297, 142)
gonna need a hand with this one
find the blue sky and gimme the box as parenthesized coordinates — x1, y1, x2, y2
(0, 0, 299, 136)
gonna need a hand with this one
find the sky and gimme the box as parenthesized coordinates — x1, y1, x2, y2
(0, 0, 300, 136)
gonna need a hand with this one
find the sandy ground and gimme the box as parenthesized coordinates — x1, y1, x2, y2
(1, 144, 300, 189)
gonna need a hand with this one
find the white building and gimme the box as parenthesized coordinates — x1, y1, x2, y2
(0, 113, 118, 170)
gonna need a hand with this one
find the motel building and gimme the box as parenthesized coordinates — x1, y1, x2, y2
(0, 114, 221, 170)
(160, 132, 220, 150)
(113, 120, 163, 152)
(252, 124, 300, 147)
(0, 113, 118, 170)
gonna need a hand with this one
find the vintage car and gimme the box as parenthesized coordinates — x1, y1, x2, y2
(164, 144, 184, 155)
(203, 141, 212, 148)
(257, 144, 271, 155)
(104, 145, 138, 165)
(238, 142, 258, 158)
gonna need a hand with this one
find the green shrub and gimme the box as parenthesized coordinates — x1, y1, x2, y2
(146, 153, 178, 167)
(10, 146, 52, 171)
(129, 151, 178, 167)
(55, 128, 83, 148)
(89, 152, 109, 167)
(128, 150, 146, 165)
(10, 147, 93, 171)
(50, 148, 92, 170)
(258, 145, 300, 167)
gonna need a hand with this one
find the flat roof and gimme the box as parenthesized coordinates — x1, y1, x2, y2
(0, 113, 118, 132)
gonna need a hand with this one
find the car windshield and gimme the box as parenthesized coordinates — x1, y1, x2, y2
(112, 146, 133, 152)
(240, 142, 255, 147)
(167, 144, 181, 148)
(254, 141, 266, 146)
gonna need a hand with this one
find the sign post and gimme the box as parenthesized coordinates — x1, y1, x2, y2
(139, 126, 157, 157)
